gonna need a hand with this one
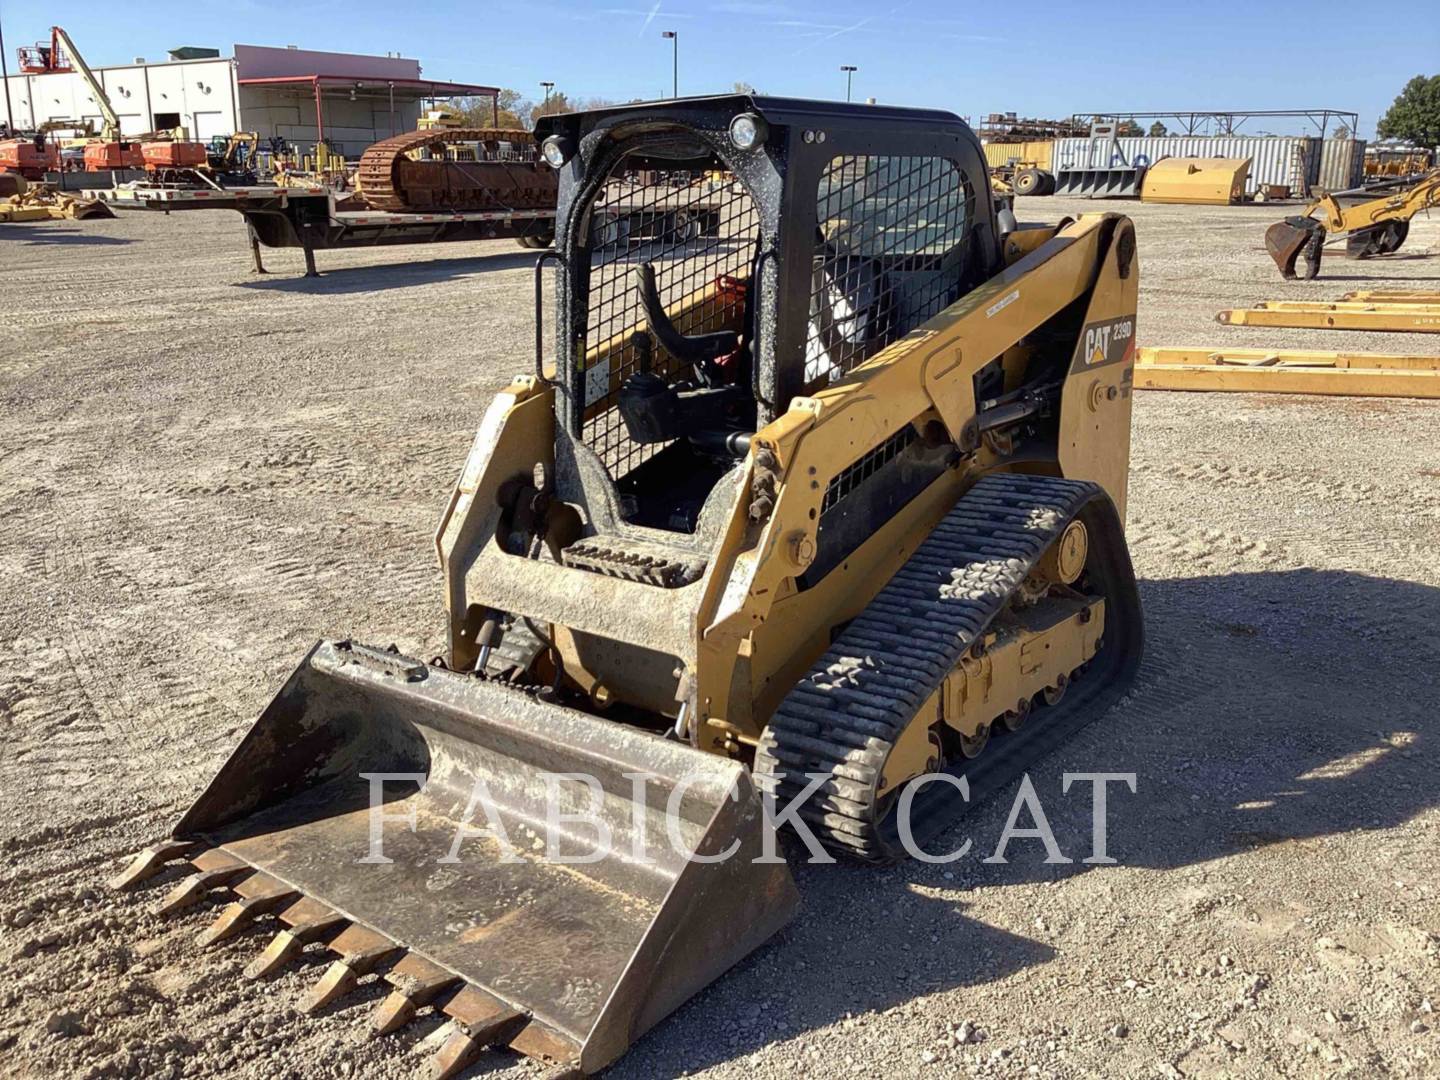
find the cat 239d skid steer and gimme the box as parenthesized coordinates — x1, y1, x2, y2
(113, 96, 1143, 1078)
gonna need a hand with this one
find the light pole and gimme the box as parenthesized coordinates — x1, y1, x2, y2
(840, 65, 857, 103)
(661, 31, 677, 98)
(0, 11, 13, 130)
(540, 81, 554, 120)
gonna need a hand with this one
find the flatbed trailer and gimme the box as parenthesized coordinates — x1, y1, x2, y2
(84, 184, 557, 277)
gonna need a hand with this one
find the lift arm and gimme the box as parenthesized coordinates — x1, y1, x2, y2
(1307, 168, 1440, 234)
(51, 26, 122, 142)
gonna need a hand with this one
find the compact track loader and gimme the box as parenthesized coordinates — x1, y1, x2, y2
(113, 96, 1143, 1077)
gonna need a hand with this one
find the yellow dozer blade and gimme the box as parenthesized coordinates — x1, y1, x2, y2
(114, 639, 798, 1077)
(1140, 157, 1250, 205)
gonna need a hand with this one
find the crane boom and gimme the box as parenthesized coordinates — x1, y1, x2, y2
(51, 26, 121, 140)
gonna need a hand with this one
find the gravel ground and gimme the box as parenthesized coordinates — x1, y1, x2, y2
(1, 195, 1438, 1080)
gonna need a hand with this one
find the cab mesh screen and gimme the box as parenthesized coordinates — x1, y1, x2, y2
(580, 169, 760, 478)
(808, 155, 972, 386)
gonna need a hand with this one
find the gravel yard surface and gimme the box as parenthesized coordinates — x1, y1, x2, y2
(1, 195, 1437, 1079)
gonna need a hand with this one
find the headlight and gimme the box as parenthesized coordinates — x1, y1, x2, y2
(728, 113, 766, 151)
(540, 136, 573, 169)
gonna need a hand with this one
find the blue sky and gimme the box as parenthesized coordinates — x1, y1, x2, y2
(5, 0, 1437, 136)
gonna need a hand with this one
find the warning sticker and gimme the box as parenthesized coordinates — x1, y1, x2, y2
(584, 358, 611, 406)
(986, 289, 1020, 319)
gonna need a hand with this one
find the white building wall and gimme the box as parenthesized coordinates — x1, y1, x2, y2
(238, 86, 421, 152)
(1, 47, 443, 152)
(3, 58, 238, 138)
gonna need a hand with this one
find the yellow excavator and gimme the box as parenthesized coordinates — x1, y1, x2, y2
(112, 96, 1144, 1078)
(1266, 167, 1440, 279)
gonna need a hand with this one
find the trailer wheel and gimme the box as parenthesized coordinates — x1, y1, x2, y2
(1037, 170, 1056, 195)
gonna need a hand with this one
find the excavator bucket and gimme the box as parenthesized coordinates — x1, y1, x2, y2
(1346, 220, 1409, 258)
(113, 639, 799, 1077)
(1265, 217, 1325, 279)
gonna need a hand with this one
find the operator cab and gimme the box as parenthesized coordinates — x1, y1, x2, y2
(535, 96, 1001, 540)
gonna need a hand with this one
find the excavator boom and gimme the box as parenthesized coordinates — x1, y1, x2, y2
(1266, 167, 1440, 279)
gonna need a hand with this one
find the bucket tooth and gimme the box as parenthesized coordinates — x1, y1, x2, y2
(197, 872, 300, 947)
(244, 897, 347, 981)
(296, 924, 402, 1015)
(371, 953, 461, 1036)
(156, 852, 253, 916)
(109, 840, 197, 891)
(507, 1019, 583, 1071)
(429, 986, 529, 1080)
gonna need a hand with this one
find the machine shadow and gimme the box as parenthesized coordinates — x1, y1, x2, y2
(233, 249, 538, 293)
(620, 568, 1440, 1076)
(905, 567, 1440, 885)
(4, 225, 131, 246)
(621, 864, 1056, 1077)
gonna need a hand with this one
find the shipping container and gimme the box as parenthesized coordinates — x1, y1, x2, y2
(1317, 138, 1366, 194)
(1051, 135, 1322, 197)
(981, 140, 1053, 172)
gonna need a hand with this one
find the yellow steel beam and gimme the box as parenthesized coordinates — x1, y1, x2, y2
(1135, 347, 1440, 398)
(1216, 306, 1440, 333)
(1245, 300, 1440, 315)
(1342, 290, 1440, 304)
(1141, 347, 1440, 370)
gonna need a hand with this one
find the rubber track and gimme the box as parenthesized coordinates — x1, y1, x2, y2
(753, 473, 1100, 860)
(357, 127, 536, 212)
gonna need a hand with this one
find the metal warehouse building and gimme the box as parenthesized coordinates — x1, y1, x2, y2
(2, 42, 497, 154)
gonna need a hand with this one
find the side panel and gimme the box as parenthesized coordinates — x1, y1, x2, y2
(698, 216, 1131, 743)
(1057, 219, 1138, 517)
(435, 379, 555, 668)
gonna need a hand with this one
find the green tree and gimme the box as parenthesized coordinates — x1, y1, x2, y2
(529, 93, 618, 124)
(1377, 75, 1440, 147)
(1116, 119, 1143, 137)
(452, 89, 531, 129)
(530, 91, 572, 125)
(1147, 121, 1168, 137)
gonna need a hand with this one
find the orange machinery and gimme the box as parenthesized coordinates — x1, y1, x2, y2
(85, 142, 146, 170)
(0, 139, 60, 180)
(140, 141, 209, 171)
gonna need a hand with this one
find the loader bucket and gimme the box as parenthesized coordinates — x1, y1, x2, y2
(114, 639, 799, 1077)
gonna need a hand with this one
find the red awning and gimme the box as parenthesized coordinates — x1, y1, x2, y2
(238, 75, 499, 97)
